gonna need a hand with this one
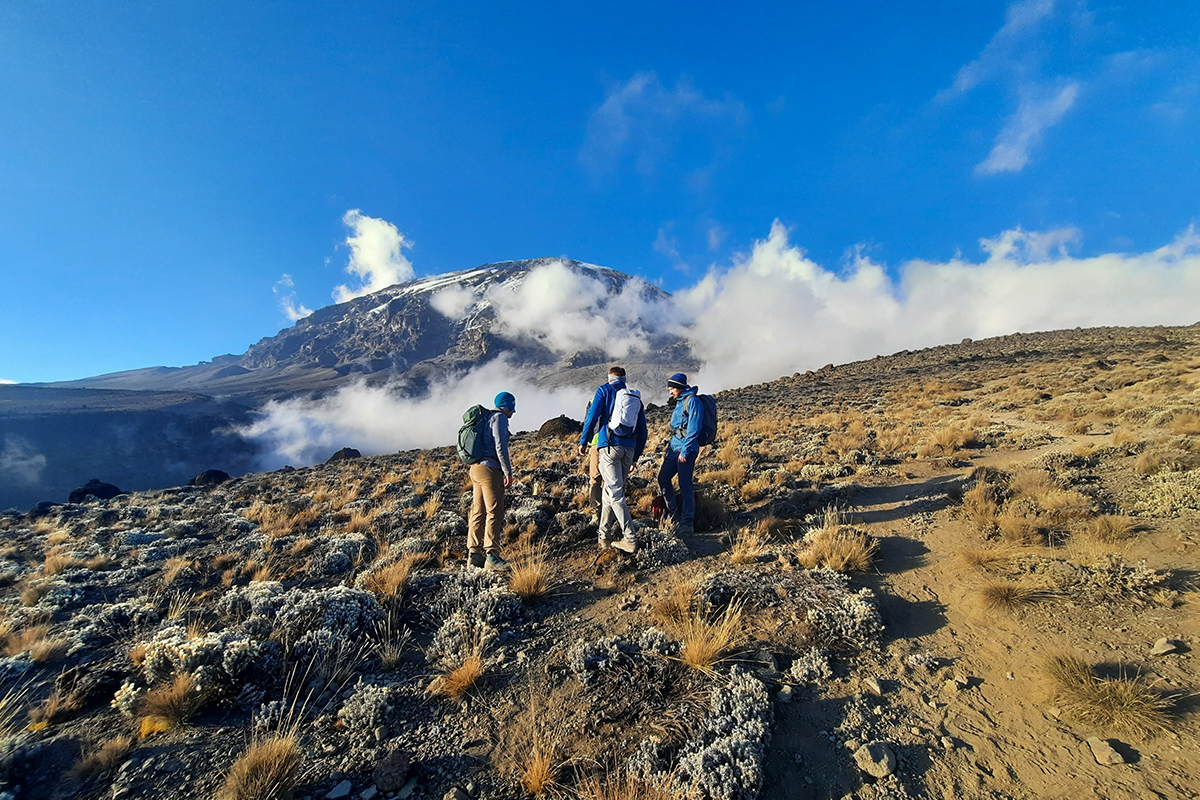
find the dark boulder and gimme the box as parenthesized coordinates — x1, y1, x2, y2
(537, 415, 582, 439)
(69, 479, 123, 504)
(191, 469, 231, 487)
(373, 748, 411, 792)
(326, 447, 362, 463)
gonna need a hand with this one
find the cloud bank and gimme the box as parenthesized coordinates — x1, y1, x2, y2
(239, 355, 589, 469)
(333, 209, 416, 303)
(242, 221, 1200, 467)
(0, 436, 47, 486)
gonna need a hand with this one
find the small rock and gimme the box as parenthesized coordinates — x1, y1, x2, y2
(443, 789, 471, 800)
(777, 685, 794, 704)
(943, 675, 969, 693)
(373, 750, 411, 792)
(854, 741, 897, 778)
(359, 787, 379, 800)
(940, 736, 955, 750)
(396, 775, 419, 799)
(1087, 737, 1128, 766)
(1150, 637, 1182, 656)
(863, 677, 883, 697)
(327, 781, 353, 799)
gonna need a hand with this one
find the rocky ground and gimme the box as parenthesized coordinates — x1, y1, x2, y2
(0, 323, 1197, 800)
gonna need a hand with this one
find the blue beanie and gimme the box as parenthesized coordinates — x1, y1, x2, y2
(667, 373, 688, 389)
(494, 391, 516, 411)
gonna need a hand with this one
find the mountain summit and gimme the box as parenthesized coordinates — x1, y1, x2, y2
(44, 258, 695, 403)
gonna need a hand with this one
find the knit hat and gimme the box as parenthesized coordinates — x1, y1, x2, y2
(494, 391, 516, 412)
(667, 373, 688, 390)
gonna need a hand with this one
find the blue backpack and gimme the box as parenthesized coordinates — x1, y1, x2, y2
(677, 394, 718, 447)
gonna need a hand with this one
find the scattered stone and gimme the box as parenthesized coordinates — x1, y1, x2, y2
(191, 469, 230, 487)
(327, 781, 353, 799)
(1150, 637, 1182, 656)
(940, 736, 955, 750)
(863, 676, 883, 697)
(443, 788, 472, 800)
(1087, 737, 1128, 766)
(326, 447, 362, 463)
(396, 776, 419, 799)
(69, 478, 123, 503)
(853, 741, 897, 778)
(777, 685, 794, 703)
(943, 675, 969, 693)
(372, 750, 411, 793)
(359, 787, 378, 800)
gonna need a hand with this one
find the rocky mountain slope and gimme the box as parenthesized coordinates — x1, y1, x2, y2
(0, 322, 1195, 800)
(4, 259, 696, 510)
(38, 259, 695, 404)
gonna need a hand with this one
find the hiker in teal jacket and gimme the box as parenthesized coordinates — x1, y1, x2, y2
(657, 372, 702, 534)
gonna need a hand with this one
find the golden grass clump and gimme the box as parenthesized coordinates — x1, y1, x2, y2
(1044, 653, 1173, 738)
(361, 555, 415, 608)
(162, 556, 194, 586)
(961, 482, 1001, 532)
(345, 505, 382, 533)
(427, 651, 486, 702)
(28, 689, 81, 729)
(139, 674, 206, 734)
(1168, 411, 1200, 436)
(677, 602, 745, 672)
(573, 770, 691, 800)
(508, 539, 552, 601)
(42, 553, 84, 576)
(916, 424, 975, 458)
(651, 582, 696, 627)
(71, 734, 135, 778)
(215, 735, 303, 800)
(0, 682, 32, 739)
(976, 580, 1043, 614)
(797, 525, 877, 572)
(729, 525, 768, 564)
(1083, 515, 1138, 544)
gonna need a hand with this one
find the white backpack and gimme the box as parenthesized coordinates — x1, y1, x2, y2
(608, 388, 642, 438)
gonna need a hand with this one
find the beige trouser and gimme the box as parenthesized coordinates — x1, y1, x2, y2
(588, 446, 603, 513)
(468, 464, 505, 556)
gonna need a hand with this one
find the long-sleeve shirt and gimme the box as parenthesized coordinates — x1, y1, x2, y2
(668, 386, 703, 460)
(579, 379, 649, 460)
(478, 410, 512, 478)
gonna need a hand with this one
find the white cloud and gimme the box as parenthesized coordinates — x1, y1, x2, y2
(0, 436, 46, 486)
(580, 72, 745, 178)
(706, 223, 726, 252)
(238, 355, 590, 469)
(273, 274, 313, 322)
(976, 82, 1079, 174)
(0, 379, 15, 385)
(332, 209, 416, 303)
(429, 285, 476, 319)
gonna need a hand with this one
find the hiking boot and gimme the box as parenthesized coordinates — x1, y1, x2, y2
(598, 537, 613, 552)
(485, 554, 510, 571)
(468, 552, 486, 570)
(610, 538, 636, 554)
(676, 521, 695, 536)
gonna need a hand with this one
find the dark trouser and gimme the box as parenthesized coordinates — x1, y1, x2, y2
(657, 447, 695, 526)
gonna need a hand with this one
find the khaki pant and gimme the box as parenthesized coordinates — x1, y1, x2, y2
(588, 446, 603, 514)
(468, 464, 505, 557)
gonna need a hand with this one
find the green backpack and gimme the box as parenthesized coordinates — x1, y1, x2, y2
(457, 405, 492, 464)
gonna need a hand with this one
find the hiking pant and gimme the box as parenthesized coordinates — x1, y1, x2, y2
(657, 447, 695, 527)
(598, 445, 635, 542)
(468, 464, 505, 556)
(588, 445, 603, 517)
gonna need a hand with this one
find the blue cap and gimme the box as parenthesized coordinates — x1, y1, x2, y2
(495, 391, 516, 411)
(667, 373, 688, 389)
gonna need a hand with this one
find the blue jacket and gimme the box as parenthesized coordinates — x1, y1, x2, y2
(579, 379, 648, 460)
(668, 386, 703, 460)
(477, 410, 512, 478)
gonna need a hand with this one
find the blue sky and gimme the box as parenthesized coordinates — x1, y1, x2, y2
(2, 0, 1198, 384)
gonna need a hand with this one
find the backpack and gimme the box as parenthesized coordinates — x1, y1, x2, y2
(457, 405, 492, 464)
(607, 388, 643, 438)
(677, 394, 718, 447)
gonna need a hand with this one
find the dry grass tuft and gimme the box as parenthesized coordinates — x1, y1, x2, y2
(729, 525, 768, 564)
(678, 602, 745, 672)
(797, 526, 877, 572)
(162, 557, 194, 586)
(518, 742, 560, 797)
(42, 554, 84, 576)
(71, 734, 135, 778)
(958, 547, 1015, 572)
(573, 770, 691, 800)
(28, 689, 81, 728)
(427, 652, 486, 702)
(139, 674, 206, 733)
(1168, 411, 1200, 436)
(360, 555, 416, 609)
(976, 580, 1044, 614)
(215, 735, 303, 800)
(961, 482, 1002, 532)
(652, 582, 695, 627)
(1083, 515, 1138, 544)
(1044, 653, 1174, 738)
(508, 539, 553, 601)
(0, 682, 32, 739)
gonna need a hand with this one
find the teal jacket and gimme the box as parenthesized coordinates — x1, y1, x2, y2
(668, 386, 703, 460)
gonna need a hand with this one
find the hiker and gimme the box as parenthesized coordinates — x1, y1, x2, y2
(658, 372, 702, 535)
(583, 400, 604, 522)
(466, 391, 516, 570)
(578, 366, 648, 553)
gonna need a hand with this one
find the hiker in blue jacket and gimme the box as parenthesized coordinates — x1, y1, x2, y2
(578, 366, 648, 553)
(468, 392, 515, 571)
(658, 372, 701, 535)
